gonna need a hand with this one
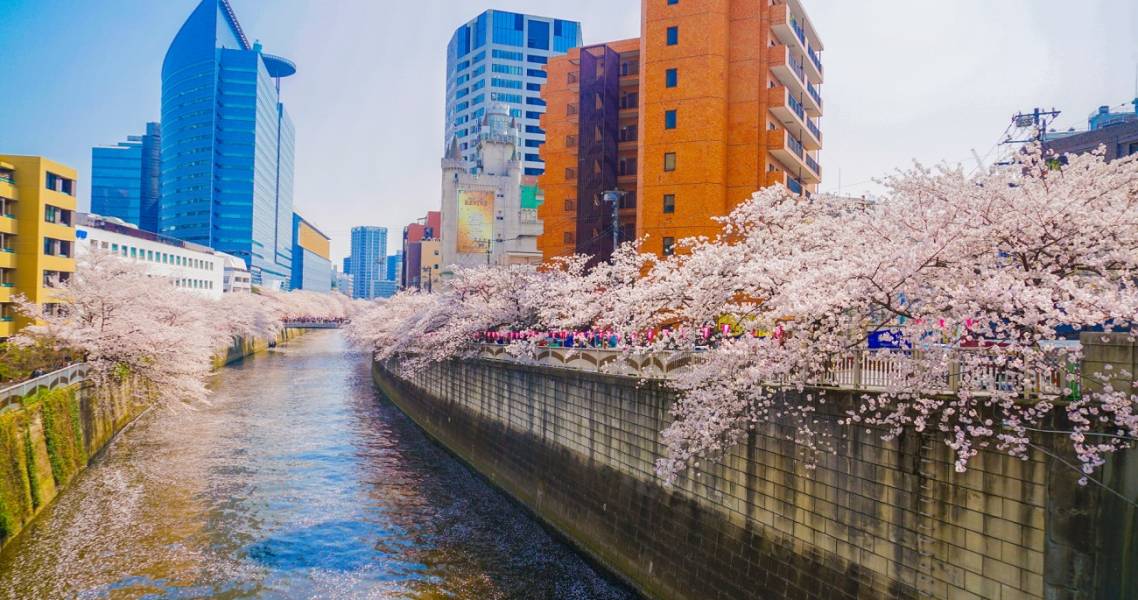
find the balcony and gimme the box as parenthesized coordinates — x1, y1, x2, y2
(0, 251, 15, 270)
(0, 215, 14, 236)
(768, 126, 820, 185)
(806, 45, 823, 82)
(806, 81, 823, 114)
(771, 2, 823, 84)
(0, 319, 14, 339)
(0, 177, 14, 203)
(764, 169, 807, 197)
(807, 119, 822, 145)
(768, 86, 821, 151)
(769, 44, 807, 95)
(771, 4, 806, 49)
(0, 284, 11, 303)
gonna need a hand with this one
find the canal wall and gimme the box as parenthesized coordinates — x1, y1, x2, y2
(0, 329, 302, 553)
(372, 342, 1135, 600)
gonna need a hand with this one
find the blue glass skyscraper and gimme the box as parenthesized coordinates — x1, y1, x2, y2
(385, 251, 402, 282)
(445, 11, 582, 176)
(90, 122, 161, 232)
(349, 226, 387, 299)
(161, 0, 296, 288)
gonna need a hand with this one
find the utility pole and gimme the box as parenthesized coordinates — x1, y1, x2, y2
(997, 107, 1061, 165)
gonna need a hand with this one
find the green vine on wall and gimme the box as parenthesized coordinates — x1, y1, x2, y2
(34, 388, 87, 488)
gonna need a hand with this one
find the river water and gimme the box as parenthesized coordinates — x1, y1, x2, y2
(0, 331, 634, 599)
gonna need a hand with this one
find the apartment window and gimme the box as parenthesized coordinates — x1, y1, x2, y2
(567, 103, 579, 116)
(665, 110, 677, 129)
(663, 237, 676, 256)
(663, 194, 676, 213)
(564, 198, 577, 211)
(45, 172, 75, 196)
(44, 205, 72, 225)
(619, 157, 637, 177)
(566, 134, 577, 147)
(43, 270, 71, 287)
(42, 238, 71, 257)
(565, 167, 577, 180)
(664, 152, 676, 172)
(665, 68, 678, 88)
(564, 231, 575, 245)
(666, 26, 679, 46)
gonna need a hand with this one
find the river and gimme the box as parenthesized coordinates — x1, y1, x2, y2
(0, 331, 634, 599)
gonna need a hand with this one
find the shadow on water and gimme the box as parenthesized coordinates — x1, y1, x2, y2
(0, 330, 635, 600)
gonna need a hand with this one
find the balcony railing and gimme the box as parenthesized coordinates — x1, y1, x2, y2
(790, 17, 806, 45)
(787, 176, 803, 195)
(0, 175, 13, 185)
(807, 82, 822, 108)
(806, 154, 821, 176)
(790, 54, 806, 83)
(787, 133, 804, 158)
(808, 45, 823, 74)
(0, 363, 89, 409)
(788, 93, 805, 120)
(807, 119, 822, 142)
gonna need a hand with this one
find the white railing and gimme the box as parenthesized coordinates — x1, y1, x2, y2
(0, 363, 89, 410)
(473, 344, 1080, 398)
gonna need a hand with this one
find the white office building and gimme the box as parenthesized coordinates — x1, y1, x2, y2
(222, 253, 253, 294)
(77, 213, 226, 299)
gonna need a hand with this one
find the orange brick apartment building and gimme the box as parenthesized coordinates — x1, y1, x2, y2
(538, 0, 823, 261)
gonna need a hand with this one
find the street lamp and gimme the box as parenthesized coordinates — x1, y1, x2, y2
(601, 189, 625, 259)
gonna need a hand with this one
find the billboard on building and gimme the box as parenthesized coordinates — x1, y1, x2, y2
(457, 189, 494, 253)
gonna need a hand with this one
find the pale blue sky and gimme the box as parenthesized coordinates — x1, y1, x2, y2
(1, 1, 1136, 263)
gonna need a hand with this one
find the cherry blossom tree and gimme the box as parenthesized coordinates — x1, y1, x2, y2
(16, 250, 363, 405)
(347, 146, 1138, 484)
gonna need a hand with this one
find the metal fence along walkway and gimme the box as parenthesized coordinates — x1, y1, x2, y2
(0, 363, 88, 411)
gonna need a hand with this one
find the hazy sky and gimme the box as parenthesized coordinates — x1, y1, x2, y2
(2, 0, 1136, 263)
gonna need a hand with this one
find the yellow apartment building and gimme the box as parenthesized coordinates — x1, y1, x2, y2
(0, 155, 78, 339)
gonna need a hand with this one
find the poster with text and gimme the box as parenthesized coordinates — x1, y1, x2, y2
(457, 189, 494, 253)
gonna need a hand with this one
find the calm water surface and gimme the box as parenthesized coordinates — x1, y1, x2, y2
(0, 331, 634, 599)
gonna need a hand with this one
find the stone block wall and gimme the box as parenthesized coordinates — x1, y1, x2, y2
(374, 357, 1130, 600)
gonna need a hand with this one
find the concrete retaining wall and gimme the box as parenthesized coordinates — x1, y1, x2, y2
(373, 354, 1134, 600)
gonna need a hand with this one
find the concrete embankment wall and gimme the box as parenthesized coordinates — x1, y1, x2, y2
(373, 354, 1134, 600)
(0, 329, 301, 553)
